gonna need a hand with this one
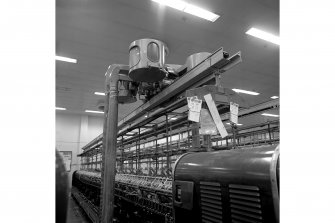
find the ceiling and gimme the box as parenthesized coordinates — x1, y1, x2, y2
(56, 0, 279, 121)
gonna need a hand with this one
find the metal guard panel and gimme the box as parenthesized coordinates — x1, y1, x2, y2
(174, 145, 278, 187)
(174, 144, 279, 223)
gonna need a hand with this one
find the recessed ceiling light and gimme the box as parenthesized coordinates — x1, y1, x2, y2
(262, 113, 279, 117)
(56, 107, 66, 110)
(271, 96, 279, 99)
(151, 0, 220, 22)
(94, 92, 105, 96)
(232, 88, 260, 95)
(246, 28, 279, 45)
(55, 55, 77, 63)
(85, 110, 104, 114)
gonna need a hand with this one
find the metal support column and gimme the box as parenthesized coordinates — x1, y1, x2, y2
(155, 127, 158, 175)
(137, 127, 140, 169)
(121, 136, 124, 172)
(204, 135, 212, 152)
(165, 114, 170, 169)
(178, 128, 181, 150)
(101, 69, 119, 223)
(232, 124, 237, 149)
(191, 123, 200, 151)
(268, 122, 272, 144)
(187, 121, 190, 149)
(95, 150, 98, 170)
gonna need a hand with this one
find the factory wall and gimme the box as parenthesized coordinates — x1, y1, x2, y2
(56, 113, 104, 185)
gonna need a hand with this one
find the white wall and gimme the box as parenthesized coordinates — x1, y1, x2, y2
(56, 113, 103, 185)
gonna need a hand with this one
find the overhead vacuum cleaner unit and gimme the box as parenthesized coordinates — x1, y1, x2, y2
(185, 52, 211, 71)
(129, 38, 169, 82)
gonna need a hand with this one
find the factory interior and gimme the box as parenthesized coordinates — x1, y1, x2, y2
(55, 1, 280, 222)
(3, 0, 335, 223)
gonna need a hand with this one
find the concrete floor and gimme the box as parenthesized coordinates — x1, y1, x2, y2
(66, 196, 90, 223)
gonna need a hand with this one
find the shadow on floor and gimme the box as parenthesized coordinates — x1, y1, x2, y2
(66, 195, 91, 223)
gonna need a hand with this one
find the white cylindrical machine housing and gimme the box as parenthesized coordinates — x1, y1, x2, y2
(129, 38, 168, 82)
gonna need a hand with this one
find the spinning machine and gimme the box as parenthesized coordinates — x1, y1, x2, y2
(71, 39, 280, 223)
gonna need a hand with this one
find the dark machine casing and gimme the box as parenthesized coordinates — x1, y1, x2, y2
(173, 144, 279, 223)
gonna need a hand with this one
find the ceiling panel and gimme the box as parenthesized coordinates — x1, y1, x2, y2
(56, 0, 279, 121)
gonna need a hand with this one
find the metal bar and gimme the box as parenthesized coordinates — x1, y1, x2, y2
(120, 106, 230, 148)
(167, 112, 184, 116)
(221, 98, 279, 120)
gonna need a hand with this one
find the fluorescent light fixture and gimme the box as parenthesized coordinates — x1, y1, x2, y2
(152, 0, 186, 10)
(151, 0, 220, 22)
(262, 113, 279, 117)
(183, 4, 220, 22)
(94, 92, 105, 96)
(246, 28, 280, 45)
(232, 88, 259, 95)
(271, 96, 279, 99)
(226, 123, 242, 126)
(56, 107, 66, 110)
(170, 117, 178, 120)
(85, 110, 104, 114)
(55, 55, 77, 63)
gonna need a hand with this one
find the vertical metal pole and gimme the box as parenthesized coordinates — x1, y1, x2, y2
(165, 114, 170, 169)
(101, 73, 119, 223)
(137, 127, 140, 169)
(187, 122, 190, 149)
(232, 124, 236, 149)
(85, 156, 87, 170)
(155, 128, 158, 175)
(95, 150, 98, 170)
(191, 123, 200, 151)
(135, 140, 138, 170)
(268, 122, 272, 144)
(204, 135, 212, 152)
(178, 128, 181, 150)
(100, 74, 110, 221)
(252, 133, 255, 147)
(121, 136, 124, 172)
(236, 127, 239, 147)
